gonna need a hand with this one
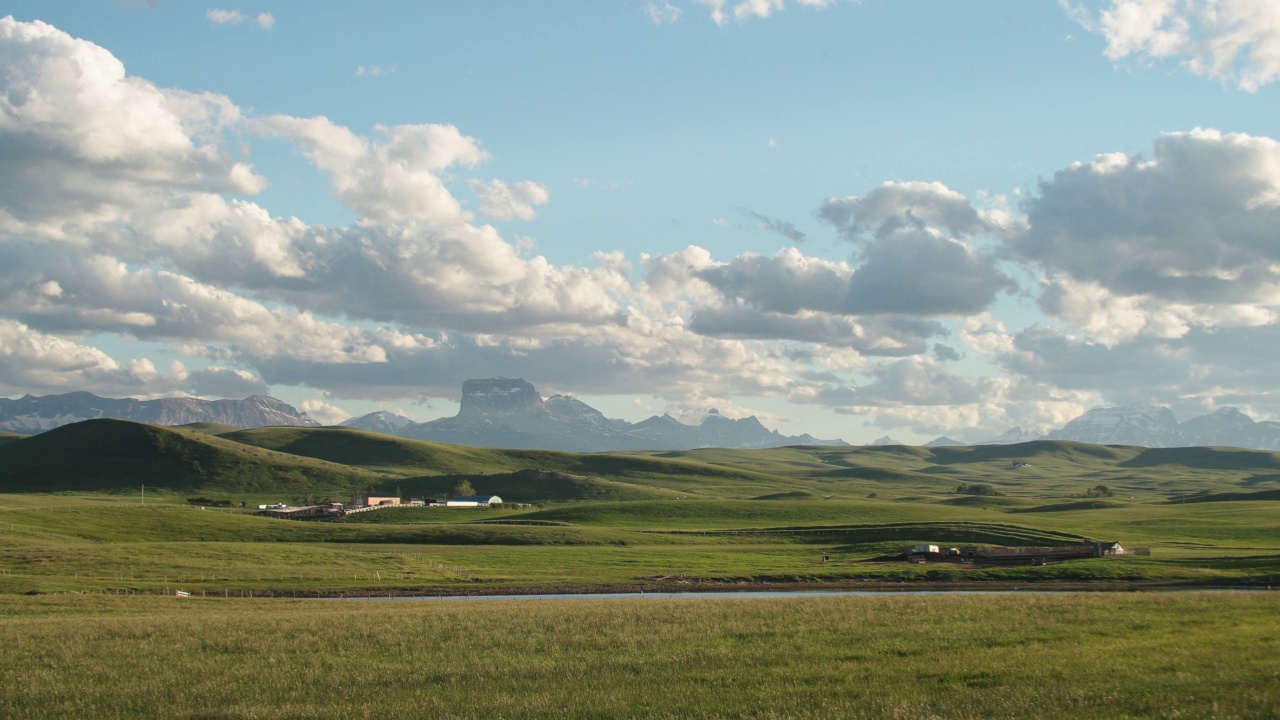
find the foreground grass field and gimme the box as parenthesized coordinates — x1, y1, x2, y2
(1, 592, 1276, 719)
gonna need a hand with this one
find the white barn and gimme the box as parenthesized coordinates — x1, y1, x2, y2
(445, 494, 502, 507)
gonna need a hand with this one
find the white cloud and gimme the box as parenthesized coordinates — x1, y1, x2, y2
(259, 116, 488, 226)
(820, 181, 994, 241)
(694, 0, 836, 25)
(16, 16, 1280, 441)
(1064, 0, 1280, 90)
(355, 64, 394, 77)
(206, 9, 245, 25)
(299, 398, 351, 425)
(0, 319, 270, 398)
(646, 2, 684, 25)
(1013, 129, 1280, 310)
(207, 9, 275, 31)
(0, 17, 258, 245)
(468, 179, 550, 221)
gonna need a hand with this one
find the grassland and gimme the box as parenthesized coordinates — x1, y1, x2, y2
(0, 421, 1278, 595)
(1, 592, 1277, 719)
(2, 423, 1279, 717)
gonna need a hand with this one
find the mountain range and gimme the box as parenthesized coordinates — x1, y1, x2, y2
(342, 378, 846, 452)
(0, 392, 319, 434)
(6, 384, 1280, 452)
(925, 405, 1280, 451)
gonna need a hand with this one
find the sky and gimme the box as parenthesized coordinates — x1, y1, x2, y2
(1, 0, 1279, 444)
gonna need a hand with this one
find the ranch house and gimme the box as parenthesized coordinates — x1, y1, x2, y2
(351, 493, 400, 508)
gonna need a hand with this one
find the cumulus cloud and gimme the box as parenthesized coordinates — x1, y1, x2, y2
(646, 2, 684, 24)
(836, 357, 983, 407)
(16, 16, 1280, 443)
(0, 320, 270, 398)
(1013, 128, 1280, 337)
(184, 366, 271, 398)
(468, 179, 550, 221)
(0, 20, 633, 341)
(695, 0, 836, 25)
(820, 181, 995, 241)
(298, 398, 351, 425)
(1064, 0, 1280, 91)
(207, 9, 275, 30)
(259, 116, 488, 226)
(0, 17, 262, 251)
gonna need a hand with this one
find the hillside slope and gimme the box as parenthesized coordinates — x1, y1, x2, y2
(0, 419, 383, 495)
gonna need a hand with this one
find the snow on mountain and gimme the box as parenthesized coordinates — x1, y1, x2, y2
(924, 436, 967, 447)
(980, 427, 1045, 445)
(1035, 404, 1280, 450)
(0, 392, 318, 433)
(340, 411, 415, 434)
(868, 436, 905, 446)
(1044, 405, 1183, 446)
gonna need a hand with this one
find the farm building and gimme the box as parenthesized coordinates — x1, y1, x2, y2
(945, 540, 1127, 563)
(351, 493, 400, 508)
(1090, 541, 1125, 556)
(446, 495, 502, 507)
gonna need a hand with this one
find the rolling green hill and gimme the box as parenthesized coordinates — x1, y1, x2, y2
(173, 422, 242, 435)
(11, 420, 1280, 506)
(221, 426, 785, 495)
(390, 469, 677, 503)
(219, 426, 522, 476)
(0, 419, 384, 496)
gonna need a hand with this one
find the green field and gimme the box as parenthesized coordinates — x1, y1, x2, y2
(0, 421, 1278, 595)
(1, 592, 1277, 719)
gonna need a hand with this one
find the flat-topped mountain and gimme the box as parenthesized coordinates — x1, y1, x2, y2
(382, 378, 845, 452)
(0, 392, 318, 434)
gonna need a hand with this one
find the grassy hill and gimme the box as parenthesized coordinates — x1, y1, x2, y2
(390, 469, 677, 503)
(221, 426, 786, 495)
(172, 422, 242, 435)
(220, 426, 536, 476)
(0, 419, 384, 496)
(641, 440, 1280, 502)
(9, 420, 1280, 509)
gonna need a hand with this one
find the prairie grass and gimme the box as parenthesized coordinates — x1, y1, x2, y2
(0, 592, 1276, 719)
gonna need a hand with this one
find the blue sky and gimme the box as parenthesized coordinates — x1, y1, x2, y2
(2, 1, 1279, 443)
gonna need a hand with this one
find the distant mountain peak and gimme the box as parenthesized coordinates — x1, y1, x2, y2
(869, 435, 904, 446)
(457, 378, 546, 418)
(399, 379, 845, 451)
(0, 392, 318, 434)
(341, 410, 415, 433)
(674, 407, 724, 426)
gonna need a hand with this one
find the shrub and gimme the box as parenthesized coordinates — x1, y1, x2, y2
(954, 483, 1002, 497)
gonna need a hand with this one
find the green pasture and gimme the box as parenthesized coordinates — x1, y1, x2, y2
(1, 421, 1279, 595)
(1, 592, 1277, 719)
(0, 493, 1276, 595)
